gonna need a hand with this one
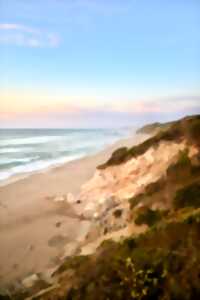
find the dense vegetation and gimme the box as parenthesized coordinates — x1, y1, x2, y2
(136, 121, 173, 134)
(134, 208, 164, 227)
(49, 208, 200, 300)
(174, 183, 200, 209)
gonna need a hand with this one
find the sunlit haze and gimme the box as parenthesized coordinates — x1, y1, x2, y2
(1, 0, 200, 128)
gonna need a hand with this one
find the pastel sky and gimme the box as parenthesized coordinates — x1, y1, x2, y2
(0, 0, 200, 128)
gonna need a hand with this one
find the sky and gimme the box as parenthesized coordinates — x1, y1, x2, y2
(0, 0, 200, 128)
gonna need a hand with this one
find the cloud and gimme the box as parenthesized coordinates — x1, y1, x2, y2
(40, 96, 200, 125)
(1, 86, 200, 128)
(106, 96, 200, 115)
(0, 1, 129, 29)
(0, 23, 60, 48)
(1, 86, 200, 117)
(0, 23, 38, 33)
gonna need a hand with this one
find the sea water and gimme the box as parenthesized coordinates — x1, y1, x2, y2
(0, 128, 130, 182)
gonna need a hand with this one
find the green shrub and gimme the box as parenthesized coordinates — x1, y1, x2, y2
(177, 149, 190, 166)
(65, 216, 200, 300)
(53, 255, 89, 277)
(99, 115, 200, 169)
(167, 149, 191, 179)
(174, 183, 200, 209)
(129, 193, 146, 209)
(0, 295, 11, 300)
(135, 209, 163, 227)
(188, 118, 200, 143)
(98, 147, 128, 168)
(145, 179, 165, 196)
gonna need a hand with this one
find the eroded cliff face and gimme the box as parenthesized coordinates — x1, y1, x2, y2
(76, 139, 198, 249)
(79, 141, 187, 214)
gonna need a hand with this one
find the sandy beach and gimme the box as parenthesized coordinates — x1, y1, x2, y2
(0, 133, 148, 289)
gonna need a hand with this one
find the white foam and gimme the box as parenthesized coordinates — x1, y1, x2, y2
(0, 156, 39, 165)
(0, 136, 63, 146)
(0, 154, 84, 182)
(0, 128, 131, 184)
(0, 147, 32, 154)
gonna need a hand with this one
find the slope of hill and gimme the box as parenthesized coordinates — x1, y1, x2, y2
(136, 121, 173, 134)
(1, 115, 200, 300)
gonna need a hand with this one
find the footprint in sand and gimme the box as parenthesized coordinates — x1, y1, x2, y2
(55, 221, 62, 228)
(48, 234, 69, 248)
(13, 263, 18, 270)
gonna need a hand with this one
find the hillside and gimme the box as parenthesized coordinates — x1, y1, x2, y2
(1, 115, 200, 300)
(136, 121, 173, 135)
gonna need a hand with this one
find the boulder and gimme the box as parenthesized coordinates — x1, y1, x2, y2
(67, 193, 75, 204)
(93, 212, 99, 219)
(22, 274, 39, 289)
(53, 195, 66, 202)
(83, 202, 96, 218)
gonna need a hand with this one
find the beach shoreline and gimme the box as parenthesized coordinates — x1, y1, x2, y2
(0, 128, 133, 188)
(0, 132, 149, 289)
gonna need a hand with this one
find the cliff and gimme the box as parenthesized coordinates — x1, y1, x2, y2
(3, 115, 200, 300)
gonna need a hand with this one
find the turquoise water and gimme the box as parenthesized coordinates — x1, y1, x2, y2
(0, 128, 130, 182)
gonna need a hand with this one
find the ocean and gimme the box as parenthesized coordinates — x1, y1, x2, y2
(0, 128, 130, 183)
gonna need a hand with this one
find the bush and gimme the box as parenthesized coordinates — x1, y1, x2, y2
(65, 217, 200, 300)
(174, 183, 200, 209)
(129, 193, 146, 209)
(113, 209, 123, 218)
(145, 179, 165, 196)
(177, 149, 190, 166)
(99, 115, 200, 169)
(135, 209, 163, 227)
(98, 147, 128, 168)
(167, 149, 191, 179)
(188, 118, 200, 143)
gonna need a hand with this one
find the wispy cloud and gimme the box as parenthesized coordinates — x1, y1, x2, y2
(0, 23, 38, 33)
(1, 88, 200, 128)
(105, 95, 200, 114)
(0, 23, 60, 48)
